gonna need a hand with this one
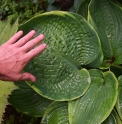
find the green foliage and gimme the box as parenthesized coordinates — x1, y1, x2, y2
(1, 0, 122, 25)
(2, 106, 41, 124)
(0, 0, 46, 24)
(1, 0, 122, 123)
(89, 0, 122, 65)
(69, 70, 118, 124)
(102, 109, 122, 124)
(41, 102, 69, 124)
(0, 16, 18, 45)
(0, 81, 18, 123)
(8, 81, 53, 117)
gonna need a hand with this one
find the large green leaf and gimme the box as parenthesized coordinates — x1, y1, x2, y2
(19, 11, 103, 101)
(89, 0, 122, 64)
(8, 81, 53, 117)
(68, 69, 118, 124)
(102, 109, 122, 124)
(41, 102, 69, 124)
(116, 75, 122, 120)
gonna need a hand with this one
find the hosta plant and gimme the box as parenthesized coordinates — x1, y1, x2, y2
(7, 0, 122, 123)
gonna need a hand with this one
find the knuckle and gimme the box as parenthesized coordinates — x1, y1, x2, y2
(29, 42, 34, 48)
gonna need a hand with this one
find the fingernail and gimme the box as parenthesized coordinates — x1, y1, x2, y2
(18, 30, 23, 34)
(42, 43, 46, 47)
(39, 34, 44, 39)
(31, 30, 36, 34)
(31, 78, 36, 82)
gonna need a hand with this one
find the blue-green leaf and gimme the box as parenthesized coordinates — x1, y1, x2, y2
(89, 0, 122, 64)
(19, 11, 103, 101)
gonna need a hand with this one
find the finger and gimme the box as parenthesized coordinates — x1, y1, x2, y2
(26, 43, 46, 61)
(22, 34, 44, 52)
(7, 30, 23, 44)
(15, 30, 36, 47)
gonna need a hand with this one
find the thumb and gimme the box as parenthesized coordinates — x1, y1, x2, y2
(0, 72, 36, 82)
(20, 72, 36, 82)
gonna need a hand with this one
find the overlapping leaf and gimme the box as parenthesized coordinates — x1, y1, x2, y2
(68, 69, 118, 124)
(89, 0, 122, 65)
(41, 102, 69, 124)
(116, 75, 122, 120)
(8, 81, 53, 117)
(76, 0, 90, 19)
(39, 69, 118, 124)
(102, 109, 122, 124)
(19, 11, 103, 101)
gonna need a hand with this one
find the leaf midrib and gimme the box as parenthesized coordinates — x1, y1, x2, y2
(51, 48, 81, 71)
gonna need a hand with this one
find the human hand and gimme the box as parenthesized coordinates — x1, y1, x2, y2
(0, 30, 46, 82)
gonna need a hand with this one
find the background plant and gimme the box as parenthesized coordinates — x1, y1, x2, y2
(0, 0, 47, 24)
(1, 0, 121, 24)
(0, 0, 74, 24)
